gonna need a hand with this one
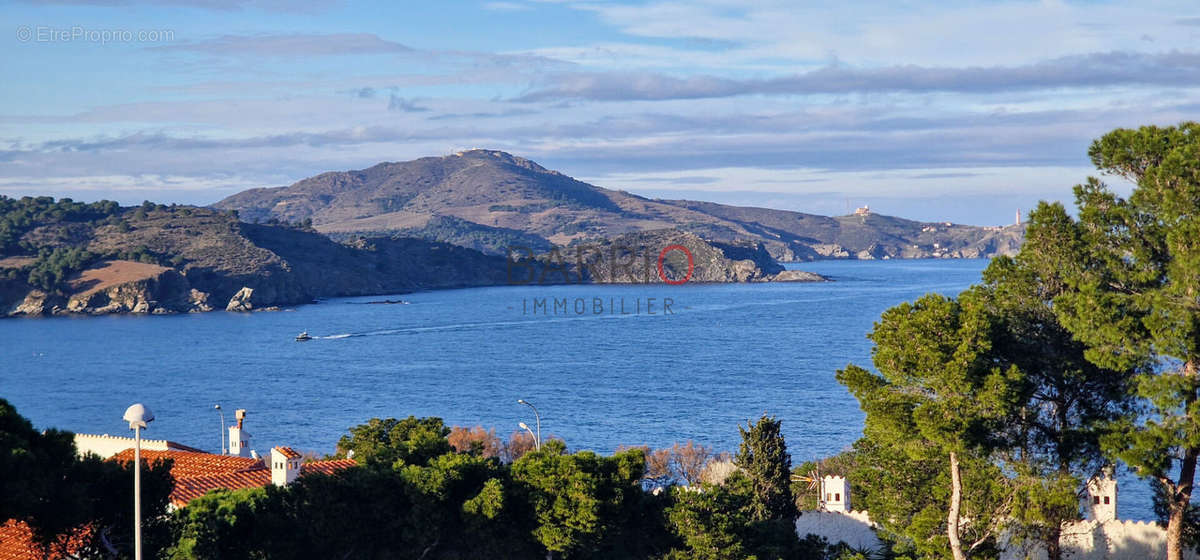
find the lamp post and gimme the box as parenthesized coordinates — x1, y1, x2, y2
(214, 404, 226, 455)
(123, 403, 154, 560)
(518, 422, 537, 451)
(517, 399, 541, 450)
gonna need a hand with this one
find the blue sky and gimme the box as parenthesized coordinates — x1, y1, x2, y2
(2, 0, 1198, 224)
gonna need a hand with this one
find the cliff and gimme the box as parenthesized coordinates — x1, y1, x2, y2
(519, 230, 825, 285)
(0, 198, 818, 318)
(0, 200, 511, 317)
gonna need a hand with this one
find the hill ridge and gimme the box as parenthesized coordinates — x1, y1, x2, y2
(213, 150, 1024, 261)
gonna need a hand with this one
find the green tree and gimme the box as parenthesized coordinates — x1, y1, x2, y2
(735, 414, 797, 522)
(0, 398, 174, 558)
(336, 416, 452, 469)
(510, 440, 651, 559)
(969, 254, 1133, 559)
(838, 294, 1021, 560)
(1020, 122, 1200, 560)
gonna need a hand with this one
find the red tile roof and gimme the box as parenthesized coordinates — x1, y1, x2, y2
(109, 449, 262, 479)
(0, 451, 357, 557)
(171, 470, 272, 506)
(0, 520, 91, 560)
(274, 446, 302, 459)
(302, 458, 357, 476)
(109, 449, 357, 508)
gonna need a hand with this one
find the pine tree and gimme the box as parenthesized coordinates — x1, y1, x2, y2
(838, 294, 1022, 560)
(1022, 122, 1200, 560)
(735, 414, 797, 522)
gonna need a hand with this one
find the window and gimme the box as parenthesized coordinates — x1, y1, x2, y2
(1093, 496, 1100, 504)
(1104, 496, 1110, 505)
(825, 493, 831, 501)
(835, 493, 841, 501)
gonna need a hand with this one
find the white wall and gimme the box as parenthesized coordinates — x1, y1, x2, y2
(794, 510, 881, 552)
(74, 433, 172, 458)
(1002, 519, 1200, 560)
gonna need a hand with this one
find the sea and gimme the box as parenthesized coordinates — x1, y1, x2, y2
(0, 259, 1157, 520)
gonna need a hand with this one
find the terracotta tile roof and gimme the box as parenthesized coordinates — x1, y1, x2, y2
(108, 449, 357, 508)
(0, 521, 40, 560)
(171, 470, 272, 507)
(166, 458, 357, 508)
(1, 452, 358, 556)
(109, 449, 262, 479)
(0, 520, 91, 560)
(274, 446, 302, 459)
(302, 458, 358, 476)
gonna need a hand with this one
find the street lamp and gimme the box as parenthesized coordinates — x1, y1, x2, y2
(214, 404, 226, 455)
(518, 422, 538, 451)
(517, 399, 541, 450)
(123, 403, 154, 560)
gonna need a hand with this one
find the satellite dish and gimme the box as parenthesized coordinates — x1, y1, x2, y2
(250, 450, 260, 460)
(346, 450, 355, 459)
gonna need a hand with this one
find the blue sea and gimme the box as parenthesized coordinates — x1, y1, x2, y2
(0, 259, 1157, 519)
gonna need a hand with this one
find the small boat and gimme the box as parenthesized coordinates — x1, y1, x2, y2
(295, 331, 312, 341)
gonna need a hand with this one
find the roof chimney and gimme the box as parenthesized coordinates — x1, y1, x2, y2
(271, 446, 302, 486)
(228, 409, 250, 457)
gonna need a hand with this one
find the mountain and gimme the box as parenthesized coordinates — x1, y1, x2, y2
(0, 199, 511, 316)
(0, 197, 815, 317)
(213, 149, 1025, 261)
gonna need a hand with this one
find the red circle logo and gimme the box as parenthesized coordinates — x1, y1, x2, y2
(657, 244, 694, 285)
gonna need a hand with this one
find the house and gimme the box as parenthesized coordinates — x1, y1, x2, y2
(108, 446, 355, 509)
(0, 411, 356, 559)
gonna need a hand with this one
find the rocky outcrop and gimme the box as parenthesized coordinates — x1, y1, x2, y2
(6, 290, 64, 316)
(64, 262, 206, 315)
(225, 287, 255, 312)
(769, 270, 827, 282)
(525, 229, 825, 285)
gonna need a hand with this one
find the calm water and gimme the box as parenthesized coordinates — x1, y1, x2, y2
(0, 259, 1155, 519)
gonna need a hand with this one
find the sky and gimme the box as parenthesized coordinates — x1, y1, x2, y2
(2, 0, 1198, 225)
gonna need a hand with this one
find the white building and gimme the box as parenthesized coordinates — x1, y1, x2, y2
(228, 408, 251, 457)
(822, 475, 851, 512)
(1085, 472, 1117, 523)
(270, 446, 303, 486)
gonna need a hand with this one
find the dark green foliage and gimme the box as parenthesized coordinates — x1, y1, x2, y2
(837, 294, 1023, 559)
(970, 253, 1133, 558)
(663, 473, 849, 560)
(389, 215, 554, 255)
(736, 414, 797, 522)
(1020, 122, 1200, 559)
(0, 195, 120, 255)
(336, 416, 452, 469)
(510, 440, 660, 559)
(25, 246, 96, 291)
(0, 398, 174, 558)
